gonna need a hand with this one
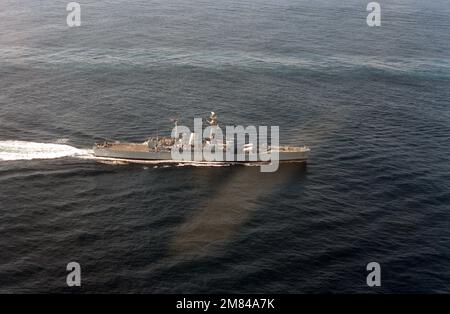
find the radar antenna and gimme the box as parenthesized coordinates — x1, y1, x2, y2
(207, 111, 218, 126)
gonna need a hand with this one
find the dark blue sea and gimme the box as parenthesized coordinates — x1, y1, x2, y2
(0, 0, 449, 293)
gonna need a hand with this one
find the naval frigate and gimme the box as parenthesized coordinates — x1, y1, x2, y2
(92, 112, 310, 165)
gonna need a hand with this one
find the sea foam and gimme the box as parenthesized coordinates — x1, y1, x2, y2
(0, 141, 88, 161)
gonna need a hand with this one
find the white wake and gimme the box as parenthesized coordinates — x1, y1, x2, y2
(0, 141, 90, 161)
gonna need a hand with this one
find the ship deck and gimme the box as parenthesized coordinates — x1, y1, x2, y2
(99, 143, 150, 152)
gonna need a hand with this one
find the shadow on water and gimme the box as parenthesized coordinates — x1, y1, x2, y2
(167, 163, 308, 261)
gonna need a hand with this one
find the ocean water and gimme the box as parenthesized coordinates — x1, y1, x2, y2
(0, 0, 450, 293)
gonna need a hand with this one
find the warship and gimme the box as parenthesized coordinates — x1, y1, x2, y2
(93, 112, 310, 165)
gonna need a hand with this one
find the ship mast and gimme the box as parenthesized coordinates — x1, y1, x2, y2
(207, 111, 218, 139)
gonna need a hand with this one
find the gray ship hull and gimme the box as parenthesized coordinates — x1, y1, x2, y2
(93, 147, 173, 161)
(93, 147, 309, 163)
